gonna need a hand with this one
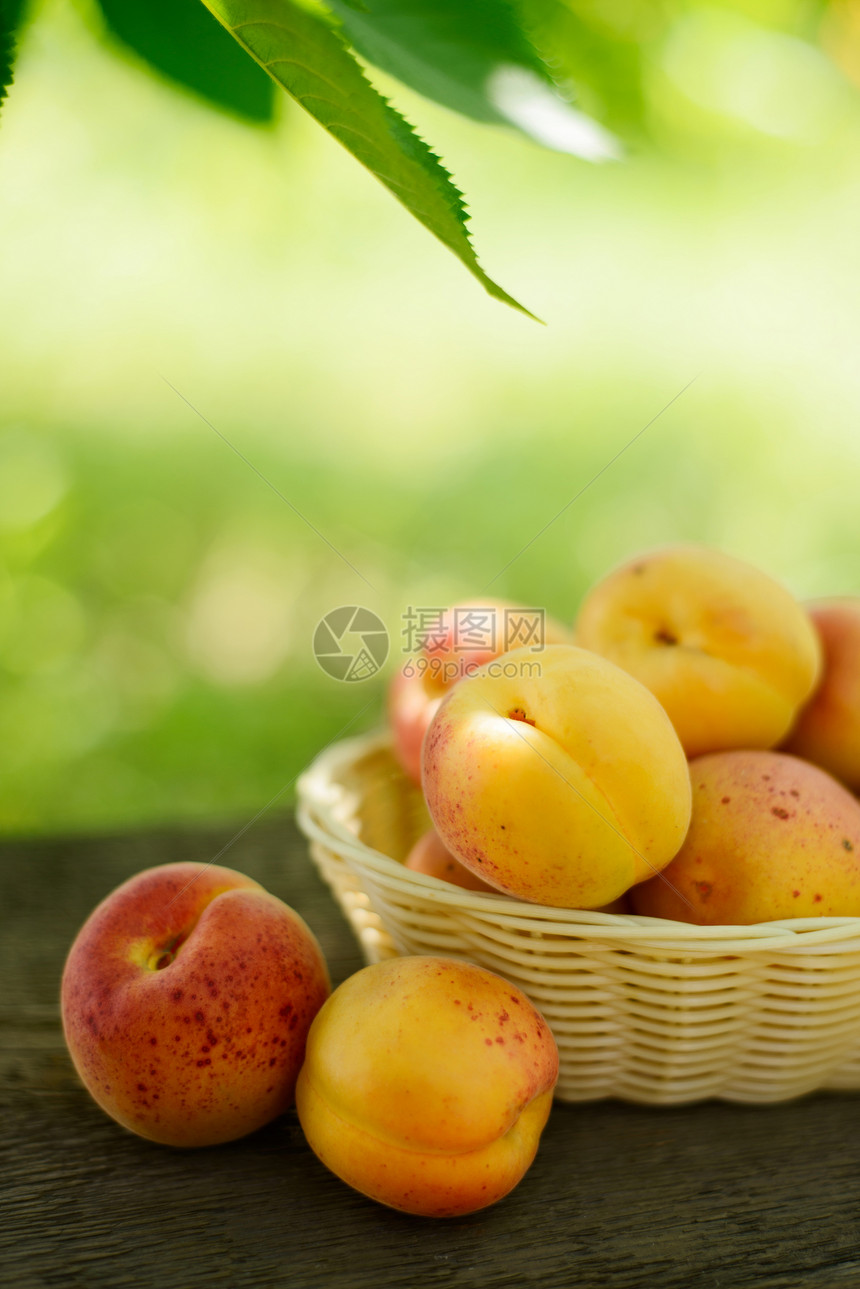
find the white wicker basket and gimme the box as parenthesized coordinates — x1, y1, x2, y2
(296, 732, 860, 1105)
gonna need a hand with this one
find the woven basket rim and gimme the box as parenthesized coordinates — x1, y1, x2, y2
(297, 731, 860, 956)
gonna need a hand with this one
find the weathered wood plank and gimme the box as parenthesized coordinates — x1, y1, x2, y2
(2, 818, 860, 1288)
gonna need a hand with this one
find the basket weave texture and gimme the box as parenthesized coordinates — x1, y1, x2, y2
(297, 733, 860, 1105)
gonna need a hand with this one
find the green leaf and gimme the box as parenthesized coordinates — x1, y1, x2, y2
(325, 0, 544, 124)
(0, 0, 25, 121)
(520, 0, 647, 141)
(202, 0, 536, 318)
(323, 0, 620, 161)
(96, 0, 276, 123)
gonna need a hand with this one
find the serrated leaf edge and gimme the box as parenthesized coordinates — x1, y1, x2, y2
(203, 1, 539, 319)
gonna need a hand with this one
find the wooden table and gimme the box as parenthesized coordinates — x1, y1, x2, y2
(3, 816, 860, 1288)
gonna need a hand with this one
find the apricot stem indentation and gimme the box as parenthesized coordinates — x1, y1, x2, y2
(147, 932, 188, 971)
(654, 628, 679, 646)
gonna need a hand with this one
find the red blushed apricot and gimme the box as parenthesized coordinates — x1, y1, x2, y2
(405, 829, 499, 893)
(783, 599, 860, 793)
(61, 862, 330, 1147)
(630, 750, 860, 925)
(387, 666, 445, 783)
(296, 956, 559, 1217)
(388, 601, 572, 784)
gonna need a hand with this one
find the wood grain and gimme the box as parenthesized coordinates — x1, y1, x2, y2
(2, 817, 860, 1288)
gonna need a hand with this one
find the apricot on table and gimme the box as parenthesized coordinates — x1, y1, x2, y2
(61, 862, 330, 1146)
(296, 955, 559, 1217)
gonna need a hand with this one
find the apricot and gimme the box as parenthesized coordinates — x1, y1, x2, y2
(575, 544, 822, 757)
(421, 643, 692, 908)
(61, 862, 330, 1146)
(387, 664, 446, 784)
(389, 599, 570, 783)
(630, 750, 860, 924)
(783, 598, 860, 792)
(405, 828, 498, 893)
(295, 956, 559, 1217)
(405, 830, 633, 909)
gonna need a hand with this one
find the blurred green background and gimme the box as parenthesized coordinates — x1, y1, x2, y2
(1, 0, 859, 837)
